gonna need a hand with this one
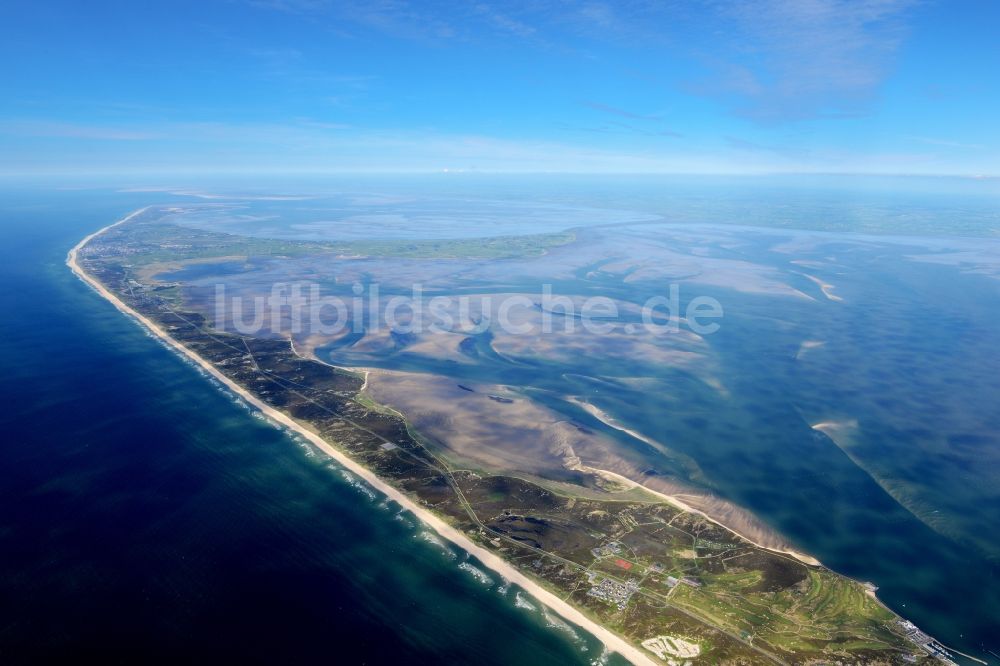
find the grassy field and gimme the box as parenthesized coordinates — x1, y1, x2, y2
(669, 564, 901, 655)
(99, 215, 576, 265)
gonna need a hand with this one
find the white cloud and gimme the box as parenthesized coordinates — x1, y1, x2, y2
(698, 0, 917, 122)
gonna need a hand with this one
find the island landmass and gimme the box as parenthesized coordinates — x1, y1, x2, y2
(68, 206, 971, 666)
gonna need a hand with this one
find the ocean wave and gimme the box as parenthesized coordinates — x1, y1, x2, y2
(393, 511, 415, 528)
(590, 647, 610, 665)
(338, 470, 377, 501)
(513, 592, 537, 612)
(291, 435, 316, 458)
(457, 561, 493, 586)
(417, 530, 456, 558)
(542, 607, 582, 645)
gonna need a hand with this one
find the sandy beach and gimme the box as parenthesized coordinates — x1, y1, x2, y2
(798, 272, 844, 302)
(571, 398, 822, 567)
(68, 209, 660, 666)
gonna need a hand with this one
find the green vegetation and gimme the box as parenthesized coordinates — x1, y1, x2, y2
(95, 212, 575, 268)
(455, 481, 918, 663)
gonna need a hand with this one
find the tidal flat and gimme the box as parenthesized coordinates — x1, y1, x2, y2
(74, 178, 1000, 663)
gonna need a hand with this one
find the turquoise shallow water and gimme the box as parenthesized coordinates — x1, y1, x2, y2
(0, 188, 619, 665)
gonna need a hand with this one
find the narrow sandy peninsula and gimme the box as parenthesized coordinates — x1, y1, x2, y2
(68, 209, 662, 666)
(569, 398, 822, 566)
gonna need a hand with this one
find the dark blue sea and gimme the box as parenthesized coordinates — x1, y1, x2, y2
(0, 186, 617, 664)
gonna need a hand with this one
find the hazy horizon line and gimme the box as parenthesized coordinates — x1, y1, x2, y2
(2, 169, 998, 181)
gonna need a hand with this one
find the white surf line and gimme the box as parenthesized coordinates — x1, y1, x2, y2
(71, 205, 152, 252)
(68, 209, 660, 666)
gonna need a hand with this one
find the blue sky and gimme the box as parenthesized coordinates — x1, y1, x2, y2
(2, 0, 998, 175)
